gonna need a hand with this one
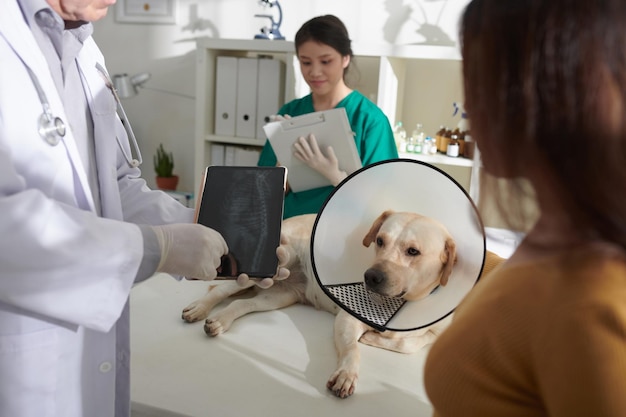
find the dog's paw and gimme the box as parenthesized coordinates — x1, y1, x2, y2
(181, 301, 211, 323)
(204, 318, 227, 336)
(326, 369, 358, 399)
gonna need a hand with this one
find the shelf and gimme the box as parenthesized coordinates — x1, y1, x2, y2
(205, 135, 267, 147)
(194, 37, 469, 196)
(194, 38, 461, 61)
(352, 42, 461, 61)
(399, 152, 474, 167)
(196, 37, 295, 54)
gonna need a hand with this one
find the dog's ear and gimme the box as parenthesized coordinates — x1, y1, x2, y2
(362, 210, 394, 247)
(439, 237, 457, 286)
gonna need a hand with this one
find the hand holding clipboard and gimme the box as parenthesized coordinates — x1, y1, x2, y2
(263, 108, 362, 192)
(292, 135, 348, 186)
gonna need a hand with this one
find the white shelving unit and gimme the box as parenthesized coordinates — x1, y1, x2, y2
(193, 37, 469, 196)
(193, 38, 301, 195)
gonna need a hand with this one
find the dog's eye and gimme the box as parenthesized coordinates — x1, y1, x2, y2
(407, 247, 421, 256)
(376, 237, 384, 247)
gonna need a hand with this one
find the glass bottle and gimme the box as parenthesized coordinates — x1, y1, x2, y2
(406, 133, 415, 153)
(439, 128, 452, 153)
(411, 123, 425, 154)
(434, 125, 446, 152)
(446, 134, 460, 157)
(394, 122, 407, 153)
(463, 133, 475, 159)
(429, 136, 437, 154)
(423, 136, 432, 155)
(457, 130, 466, 156)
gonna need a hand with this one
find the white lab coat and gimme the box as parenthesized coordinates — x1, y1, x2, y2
(0, 2, 194, 416)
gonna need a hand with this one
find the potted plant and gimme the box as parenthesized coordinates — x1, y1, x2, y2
(153, 143, 179, 191)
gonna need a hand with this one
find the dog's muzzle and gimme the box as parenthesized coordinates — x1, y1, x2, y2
(364, 267, 407, 301)
(364, 267, 385, 290)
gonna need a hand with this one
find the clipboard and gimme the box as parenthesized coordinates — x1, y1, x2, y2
(263, 108, 362, 192)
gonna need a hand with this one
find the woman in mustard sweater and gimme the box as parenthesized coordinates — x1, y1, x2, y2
(424, 1, 626, 416)
(257, 15, 398, 219)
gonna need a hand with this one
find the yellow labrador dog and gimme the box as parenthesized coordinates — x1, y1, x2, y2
(182, 210, 503, 398)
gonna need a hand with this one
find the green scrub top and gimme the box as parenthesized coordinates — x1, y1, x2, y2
(258, 90, 398, 219)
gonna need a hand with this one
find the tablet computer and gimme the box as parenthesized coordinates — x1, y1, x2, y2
(195, 165, 287, 278)
(263, 108, 361, 192)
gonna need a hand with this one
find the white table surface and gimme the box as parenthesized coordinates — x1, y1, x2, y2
(130, 230, 520, 417)
(130, 274, 434, 417)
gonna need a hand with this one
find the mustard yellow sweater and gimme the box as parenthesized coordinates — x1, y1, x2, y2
(425, 245, 626, 417)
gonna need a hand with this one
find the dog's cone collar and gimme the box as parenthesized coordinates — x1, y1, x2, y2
(311, 159, 485, 332)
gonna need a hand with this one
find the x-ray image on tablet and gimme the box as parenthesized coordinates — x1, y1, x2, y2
(196, 166, 286, 278)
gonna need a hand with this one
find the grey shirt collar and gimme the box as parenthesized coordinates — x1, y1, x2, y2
(18, 0, 93, 52)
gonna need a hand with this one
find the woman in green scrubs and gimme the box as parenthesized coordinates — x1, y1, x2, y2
(258, 15, 398, 219)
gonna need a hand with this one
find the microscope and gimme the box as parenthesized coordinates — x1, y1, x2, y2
(254, 0, 285, 40)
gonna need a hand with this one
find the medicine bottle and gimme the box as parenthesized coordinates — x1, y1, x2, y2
(434, 125, 446, 152)
(439, 128, 452, 153)
(423, 136, 432, 155)
(411, 123, 425, 154)
(463, 133, 474, 159)
(457, 130, 466, 156)
(447, 134, 460, 157)
(394, 122, 407, 153)
(429, 136, 437, 154)
(406, 134, 415, 153)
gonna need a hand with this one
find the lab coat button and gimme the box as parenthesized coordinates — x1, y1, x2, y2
(99, 361, 112, 373)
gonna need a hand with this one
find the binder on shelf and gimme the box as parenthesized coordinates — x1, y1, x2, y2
(214, 56, 238, 136)
(235, 57, 258, 138)
(210, 143, 226, 166)
(256, 58, 285, 140)
(224, 145, 236, 166)
(233, 146, 261, 166)
(223, 145, 261, 166)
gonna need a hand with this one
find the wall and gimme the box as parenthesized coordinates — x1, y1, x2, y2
(95, 0, 469, 194)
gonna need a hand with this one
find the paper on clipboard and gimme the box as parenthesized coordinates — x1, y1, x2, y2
(263, 108, 362, 192)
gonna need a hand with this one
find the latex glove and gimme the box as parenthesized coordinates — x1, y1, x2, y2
(236, 234, 291, 289)
(292, 134, 348, 186)
(269, 114, 292, 122)
(152, 223, 228, 280)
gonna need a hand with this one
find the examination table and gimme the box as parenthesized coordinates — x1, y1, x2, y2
(130, 228, 520, 417)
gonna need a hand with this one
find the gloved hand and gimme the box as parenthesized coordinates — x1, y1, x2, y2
(236, 236, 291, 289)
(152, 223, 228, 280)
(292, 134, 348, 186)
(269, 114, 292, 122)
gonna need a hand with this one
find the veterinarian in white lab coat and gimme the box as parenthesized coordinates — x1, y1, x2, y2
(0, 1, 287, 416)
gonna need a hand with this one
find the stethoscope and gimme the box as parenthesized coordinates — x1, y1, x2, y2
(22, 58, 143, 167)
(95, 62, 143, 167)
(23, 63, 66, 147)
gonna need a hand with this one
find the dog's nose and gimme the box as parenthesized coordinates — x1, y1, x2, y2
(364, 268, 385, 288)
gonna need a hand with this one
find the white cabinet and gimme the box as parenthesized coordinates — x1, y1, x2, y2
(193, 37, 469, 196)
